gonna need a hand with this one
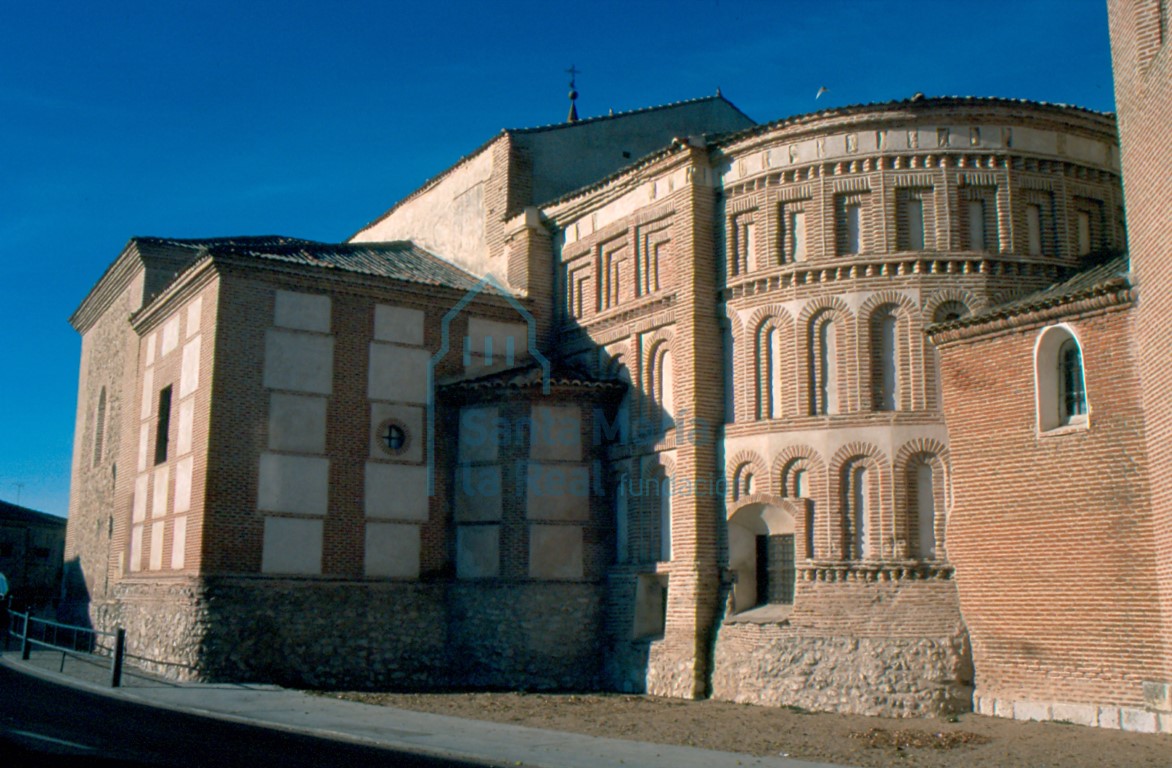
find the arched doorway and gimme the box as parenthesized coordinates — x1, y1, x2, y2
(728, 503, 796, 613)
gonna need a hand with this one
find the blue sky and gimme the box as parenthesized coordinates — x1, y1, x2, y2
(0, 0, 1115, 517)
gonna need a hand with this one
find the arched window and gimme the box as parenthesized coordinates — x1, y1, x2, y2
(791, 469, 806, 498)
(642, 459, 673, 564)
(843, 463, 868, 560)
(908, 458, 938, 560)
(1035, 326, 1088, 431)
(756, 325, 782, 420)
(649, 344, 675, 430)
(809, 314, 838, 415)
(791, 469, 815, 559)
(658, 348, 675, 428)
(783, 458, 817, 559)
(930, 301, 970, 408)
(871, 309, 899, 411)
(606, 356, 632, 444)
(733, 464, 754, 501)
(1059, 339, 1087, 423)
(92, 387, 107, 467)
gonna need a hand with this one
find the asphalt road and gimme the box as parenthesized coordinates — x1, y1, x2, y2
(0, 665, 492, 768)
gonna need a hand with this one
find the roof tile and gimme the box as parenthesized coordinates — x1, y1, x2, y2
(135, 237, 493, 294)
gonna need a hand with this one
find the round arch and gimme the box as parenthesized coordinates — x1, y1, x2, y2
(728, 501, 796, 613)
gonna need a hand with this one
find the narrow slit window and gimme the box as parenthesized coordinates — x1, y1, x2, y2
(1026, 205, 1043, 255)
(916, 462, 937, 559)
(758, 326, 782, 420)
(967, 200, 986, 251)
(791, 210, 807, 262)
(874, 312, 898, 411)
(810, 317, 838, 415)
(154, 385, 173, 465)
(845, 465, 867, 559)
(1077, 211, 1092, 256)
(845, 204, 861, 254)
(805, 503, 816, 559)
(92, 387, 107, 467)
(906, 198, 925, 251)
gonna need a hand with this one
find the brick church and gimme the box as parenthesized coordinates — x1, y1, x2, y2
(63, 0, 1170, 731)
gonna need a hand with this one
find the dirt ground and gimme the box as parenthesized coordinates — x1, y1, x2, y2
(317, 689, 1172, 768)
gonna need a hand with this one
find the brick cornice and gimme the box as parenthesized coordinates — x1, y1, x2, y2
(929, 284, 1136, 347)
(71, 243, 193, 333)
(130, 256, 217, 333)
(541, 148, 705, 226)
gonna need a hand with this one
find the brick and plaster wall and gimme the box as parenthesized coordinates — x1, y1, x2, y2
(85, 255, 616, 690)
(545, 145, 728, 699)
(540, 98, 1120, 714)
(65, 239, 206, 622)
(126, 276, 217, 580)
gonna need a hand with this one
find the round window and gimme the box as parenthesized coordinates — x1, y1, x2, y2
(376, 418, 410, 456)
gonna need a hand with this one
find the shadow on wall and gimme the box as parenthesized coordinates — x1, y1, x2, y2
(567, 327, 718, 696)
(56, 557, 94, 629)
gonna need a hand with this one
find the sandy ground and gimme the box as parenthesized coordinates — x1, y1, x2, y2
(317, 690, 1172, 768)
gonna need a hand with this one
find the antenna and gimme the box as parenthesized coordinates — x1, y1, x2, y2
(13, 482, 25, 505)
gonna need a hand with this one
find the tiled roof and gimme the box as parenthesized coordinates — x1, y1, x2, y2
(932, 254, 1131, 332)
(136, 235, 314, 250)
(0, 500, 66, 527)
(441, 361, 625, 392)
(135, 237, 493, 294)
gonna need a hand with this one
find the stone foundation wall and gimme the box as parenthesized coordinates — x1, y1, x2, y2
(711, 570, 973, 716)
(712, 624, 972, 716)
(605, 640, 653, 693)
(645, 642, 708, 699)
(89, 582, 207, 680)
(448, 582, 605, 690)
(197, 578, 449, 688)
(89, 577, 605, 691)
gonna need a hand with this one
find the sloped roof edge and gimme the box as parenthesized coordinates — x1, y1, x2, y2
(713, 95, 1115, 150)
(928, 254, 1132, 338)
(349, 93, 754, 240)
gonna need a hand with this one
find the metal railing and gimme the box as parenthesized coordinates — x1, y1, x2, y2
(6, 611, 126, 687)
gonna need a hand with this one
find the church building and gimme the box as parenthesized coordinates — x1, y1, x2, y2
(63, 1, 1171, 731)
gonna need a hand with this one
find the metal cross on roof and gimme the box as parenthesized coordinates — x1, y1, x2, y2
(566, 65, 581, 123)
